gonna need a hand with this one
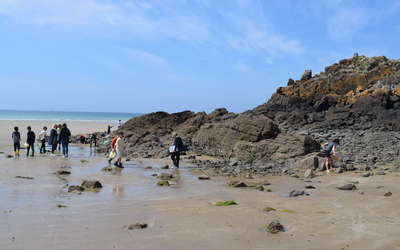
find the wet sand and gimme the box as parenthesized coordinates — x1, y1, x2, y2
(1, 121, 400, 249)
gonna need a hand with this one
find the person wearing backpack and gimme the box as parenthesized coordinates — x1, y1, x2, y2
(108, 134, 119, 165)
(171, 132, 183, 169)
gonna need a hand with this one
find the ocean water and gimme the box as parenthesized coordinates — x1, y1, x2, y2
(0, 110, 145, 123)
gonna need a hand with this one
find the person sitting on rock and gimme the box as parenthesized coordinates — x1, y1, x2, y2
(324, 138, 339, 173)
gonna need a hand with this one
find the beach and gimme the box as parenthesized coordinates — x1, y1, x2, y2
(1, 120, 400, 250)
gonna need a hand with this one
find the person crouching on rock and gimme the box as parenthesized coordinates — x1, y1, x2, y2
(115, 132, 125, 168)
(324, 139, 339, 173)
(171, 132, 183, 169)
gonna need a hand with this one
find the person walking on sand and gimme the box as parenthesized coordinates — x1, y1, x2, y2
(39, 126, 48, 154)
(108, 134, 119, 166)
(171, 132, 184, 169)
(115, 132, 125, 168)
(324, 138, 340, 173)
(12, 126, 21, 157)
(59, 123, 71, 157)
(26, 126, 36, 156)
(48, 124, 58, 156)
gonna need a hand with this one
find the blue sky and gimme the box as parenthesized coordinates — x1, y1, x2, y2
(1, 0, 400, 114)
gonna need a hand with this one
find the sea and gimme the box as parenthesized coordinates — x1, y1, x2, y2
(0, 110, 145, 123)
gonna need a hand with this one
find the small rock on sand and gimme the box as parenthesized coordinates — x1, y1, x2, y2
(157, 181, 170, 186)
(305, 185, 316, 189)
(289, 190, 309, 197)
(160, 165, 169, 169)
(227, 180, 247, 188)
(338, 184, 357, 190)
(128, 223, 147, 230)
(68, 185, 84, 192)
(55, 171, 71, 175)
(146, 166, 153, 169)
(362, 172, 370, 177)
(81, 180, 103, 189)
(259, 180, 271, 185)
(262, 207, 276, 212)
(265, 219, 284, 234)
(383, 191, 392, 196)
(198, 175, 210, 180)
(15, 176, 34, 179)
(157, 173, 173, 180)
(101, 166, 113, 172)
(305, 169, 315, 179)
(5, 154, 13, 158)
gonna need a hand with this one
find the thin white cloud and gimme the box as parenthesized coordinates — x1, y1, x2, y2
(231, 59, 252, 72)
(124, 49, 168, 65)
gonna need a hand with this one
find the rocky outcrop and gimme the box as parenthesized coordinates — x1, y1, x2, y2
(96, 54, 400, 170)
(98, 108, 320, 165)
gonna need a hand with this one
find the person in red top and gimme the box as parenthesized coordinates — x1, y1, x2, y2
(108, 135, 119, 165)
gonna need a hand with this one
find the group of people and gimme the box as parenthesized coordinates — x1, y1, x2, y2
(106, 131, 184, 169)
(12, 123, 71, 157)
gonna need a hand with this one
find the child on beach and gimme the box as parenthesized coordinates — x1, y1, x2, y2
(26, 126, 36, 156)
(324, 139, 340, 173)
(12, 126, 21, 157)
(48, 124, 58, 156)
(39, 126, 48, 154)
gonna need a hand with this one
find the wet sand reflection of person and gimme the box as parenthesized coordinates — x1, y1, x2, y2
(112, 187, 125, 195)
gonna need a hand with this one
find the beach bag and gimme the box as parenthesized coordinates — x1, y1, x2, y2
(24, 143, 29, 148)
(109, 152, 115, 158)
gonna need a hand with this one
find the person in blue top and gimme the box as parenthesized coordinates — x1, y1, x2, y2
(59, 123, 71, 157)
(171, 132, 184, 169)
(324, 138, 340, 173)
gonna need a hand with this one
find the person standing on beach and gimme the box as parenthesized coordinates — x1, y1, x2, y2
(48, 124, 58, 156)
(59, 123, 71, 157)
(115, 132, 125, 167)
(324, 138, 340, 173)
(39, 126, 48, 154)
(108, 135, 119, 166)
(90, 133, 97, 147)
(107, 125, 113, 134)
(26, 126, 36, 156)
(118, 120, 123, 129)
(171, 132, 184, 169)
(12, 126, 21, 157)
(57, 124, 62, 151)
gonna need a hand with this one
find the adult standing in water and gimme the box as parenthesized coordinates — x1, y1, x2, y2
(324, 138, 340, 173)
(48, 124, 58, 156)
(171, 132, 183, 169)
(59, 123, 71, 157)
(26, 126, 36, 156)
(115, 132, 125, 167)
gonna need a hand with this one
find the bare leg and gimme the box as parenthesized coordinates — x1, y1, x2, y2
(329, 158, 335, 171)
(325, 157, 330, 173)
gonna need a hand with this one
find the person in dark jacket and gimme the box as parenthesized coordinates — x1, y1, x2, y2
(12, 126, 21, 157)
(171, 132, 184, 168)
(48, 124, 58, 156)
(26, 126, 36, 156)
(324, 138, 340, 173)
(59, 123, 71, 157)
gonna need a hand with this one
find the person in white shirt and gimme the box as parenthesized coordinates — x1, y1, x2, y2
(118, 120, 123, 128)
(39, 126, 48, 154)
(115, 132, 125, 168)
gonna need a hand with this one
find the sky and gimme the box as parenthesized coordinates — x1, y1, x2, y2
(1, 0, 400, 114)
